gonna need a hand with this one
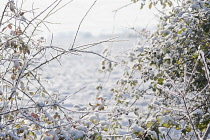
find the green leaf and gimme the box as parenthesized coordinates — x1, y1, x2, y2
(29, 92, 34, 95)
(177, 28, 186, 34)
(162, 123, 170, 127)
(154, 76, 158, 81)
(176, 125, 181, 130)
(10, 98, 15, 101)
(186, 125, 191, 132)
(158, 78, 164, 85)
(149, 3, 153, 9)
(14, 124, 21, 129)
(197, 119, 210, 131)
(177, 60, 181, 64)
(118, 100, 123, 104)
(96, 85, 102, 90)
(146, 121, 154, 128)
(167, 1, 172, 7)
(96, 135, 102, 140)
(102, 60, 105, 65)
(163, 3, 166, 9)
(177, 30, 183, 34)
(182, 129, 187, 135)
(132, 0, 138, 3)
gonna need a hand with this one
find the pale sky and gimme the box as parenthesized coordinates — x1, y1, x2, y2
(0, 0, 159, 35)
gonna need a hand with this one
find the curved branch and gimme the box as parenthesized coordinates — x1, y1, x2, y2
(70, 0, 98, 49)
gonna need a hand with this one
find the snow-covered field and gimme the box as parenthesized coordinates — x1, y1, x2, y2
(36, 31, 157, 138)
(41, 31, 142, 108)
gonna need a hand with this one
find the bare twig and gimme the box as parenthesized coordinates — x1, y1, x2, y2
(70, 0, 97, 49)
(74, 49, 117, 63)
(58, 86, 86, 104)
(182, 97, 200, 140)
(0, 2, 8, 27)
(113, 2, 138, 13)
(164, 71, 183, 96)
(200, 50, 210, 85)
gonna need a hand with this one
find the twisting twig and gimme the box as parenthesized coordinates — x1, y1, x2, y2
(70, 0, 97, 49)
(0, 2, 8, 27)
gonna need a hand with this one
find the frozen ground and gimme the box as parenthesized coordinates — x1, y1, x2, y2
(37, 31, 155, 137)
(41, 31, 144, 108)
(40, 31, 210, 139)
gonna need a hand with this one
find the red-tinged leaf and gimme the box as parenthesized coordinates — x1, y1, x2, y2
(8, 24, 12, 29)
(45, 132, 51, 136)
(31, 113, 39, 118)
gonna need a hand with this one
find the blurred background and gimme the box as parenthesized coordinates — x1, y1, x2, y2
(0, 0, 159, 106)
